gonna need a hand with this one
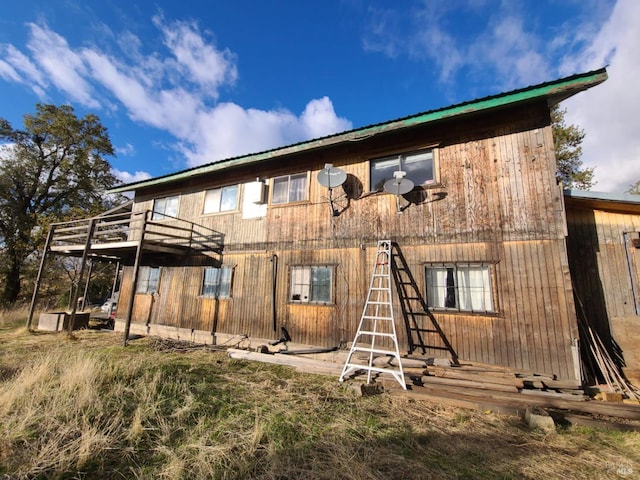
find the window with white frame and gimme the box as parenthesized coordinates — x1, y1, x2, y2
(271, 173, 307, 204)
(203, 185, 239, 214)
(201, 267, 233, 298)
(136, 266, 160, 294)
(152, 195, 179, 220)
(425, 263, 494, 313)
(290, 266, 333, 304)
(370, 149, 434, 192)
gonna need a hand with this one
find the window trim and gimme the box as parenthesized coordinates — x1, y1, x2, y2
(424, 262, 496, 314)
(270, 172, 310, 205)
(202, 185, 240, 215)
(288, 265, 335, 305)
(152, 195, 180, 220)
(200, 266, 234, 299)
(369, 147, 438, 192)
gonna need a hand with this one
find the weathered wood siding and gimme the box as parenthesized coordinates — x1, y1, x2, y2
(119, 101, 580, 378)
(565, 205, 640, 342)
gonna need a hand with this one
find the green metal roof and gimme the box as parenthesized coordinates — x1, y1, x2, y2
(110, 67, 608, 194)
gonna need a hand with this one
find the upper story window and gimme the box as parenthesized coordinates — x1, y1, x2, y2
(203, 185, 239, 214)
(136, 266, 160, 294)
(271, 173, 307, 204)
(290, 265, 333, 304)
(201, 267, 233, 299)
(425, 263, 494, 313)
(370, 149, 434, 192)
(152, 195, 179, 220)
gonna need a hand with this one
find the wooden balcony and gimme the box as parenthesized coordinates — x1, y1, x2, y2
(48, 209, 224, 262)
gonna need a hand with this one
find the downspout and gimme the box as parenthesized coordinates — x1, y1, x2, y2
(271, 254, 278, 332)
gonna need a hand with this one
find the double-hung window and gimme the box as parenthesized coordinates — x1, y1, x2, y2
(203, 185, 239, 214)
(425, 263, 494, 313)
(136, 267, 160, 294)
(290, 266, 333, 304)
(201, 267, 233, 299)
(370, 149, 434, 192)
(272, 173, 307, 204)
(152, 195, 179, 220)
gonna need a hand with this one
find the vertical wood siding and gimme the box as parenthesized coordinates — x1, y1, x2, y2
(119, 102, 580, 378)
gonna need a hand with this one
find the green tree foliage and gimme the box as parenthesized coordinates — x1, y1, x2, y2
(628, 180, 640, 195)
(0, 104, 119, 306)
(551, 105, 594, 190)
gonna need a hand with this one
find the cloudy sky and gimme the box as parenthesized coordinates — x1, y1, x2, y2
(0, 0, 638, 192)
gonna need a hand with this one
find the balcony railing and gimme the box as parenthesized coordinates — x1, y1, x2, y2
(50, 210, 224, 255)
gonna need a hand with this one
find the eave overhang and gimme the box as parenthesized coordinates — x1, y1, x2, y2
(110, 67, 608, 194)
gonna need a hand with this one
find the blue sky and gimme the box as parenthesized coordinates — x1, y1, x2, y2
(1, 0, 638, 192)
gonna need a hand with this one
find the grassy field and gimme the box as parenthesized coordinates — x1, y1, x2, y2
(1, 309, 638, 479)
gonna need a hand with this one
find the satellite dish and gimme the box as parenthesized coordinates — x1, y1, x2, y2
(317, 164, 347, 188)
(383, 171, 414, 195)
(383, 170, 414, 214)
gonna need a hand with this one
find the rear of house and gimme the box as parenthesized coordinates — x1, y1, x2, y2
(101, 68, 608, 381)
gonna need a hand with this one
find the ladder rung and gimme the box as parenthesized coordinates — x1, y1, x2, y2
(362, 315, 393, 320)
(367, 301, 391, 305)
(356, 330, 395, 338)
(351, 347, 399, 355)
(370, 287, 390, 291)
(343, 364, 403, 376)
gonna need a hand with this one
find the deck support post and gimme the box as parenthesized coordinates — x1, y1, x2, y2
(67, 219, 97, 336)
(123, 211, 148, 346)
(26, 224, 55, 330)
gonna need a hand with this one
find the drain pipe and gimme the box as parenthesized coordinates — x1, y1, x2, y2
(270, 254, 278, 332)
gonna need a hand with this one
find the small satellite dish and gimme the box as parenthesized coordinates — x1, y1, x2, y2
(383, 170, 414, 214)
(317, 164, 347, 217)
(317, 164, 347, 188)
(383, 171, 414, 195)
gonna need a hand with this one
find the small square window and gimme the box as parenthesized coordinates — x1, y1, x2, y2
(370, 150, 434, 192)
(272, 173, 308, 204)
(201, 267, 233, 298)
(425, 263, 493, 313)
(136, 267, 160, 294)
(203, 185, 239, 214)
(290, 266, 333, 303)
(152, 196, 179, 220)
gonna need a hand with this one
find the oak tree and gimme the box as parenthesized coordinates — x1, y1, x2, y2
(0, 104, 119, 305)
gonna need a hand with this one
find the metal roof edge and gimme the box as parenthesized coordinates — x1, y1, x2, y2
(110, 67, 608, 193)
(563, 189, 640, 205)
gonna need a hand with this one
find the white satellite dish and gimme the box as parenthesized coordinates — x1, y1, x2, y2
(383, 170, 414, 213)
(317, 164, 347, 216)
(317, 164, 347, 189)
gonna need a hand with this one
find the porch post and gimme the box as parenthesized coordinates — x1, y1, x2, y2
(123, 211, 148, 346)
(26, 224, 54, 330)
(67, 218, 96, 335)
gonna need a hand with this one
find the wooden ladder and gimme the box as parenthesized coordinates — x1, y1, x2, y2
(339, 240, 406, 389)
(390, 243, 459, 364)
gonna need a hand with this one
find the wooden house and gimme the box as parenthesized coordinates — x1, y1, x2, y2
(31, 68, 611, 382)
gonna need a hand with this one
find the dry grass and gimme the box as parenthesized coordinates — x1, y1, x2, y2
(0, 312, 638, 479)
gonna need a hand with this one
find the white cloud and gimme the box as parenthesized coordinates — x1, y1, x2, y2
(112, 168, 152, 184)
(1, 18, 352, 172)
(26, 23, 100, 108)
(561, 0, 640, 192)
(115, 143, 136, 156)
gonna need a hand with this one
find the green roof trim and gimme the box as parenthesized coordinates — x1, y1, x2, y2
(110, 67, 607, 194)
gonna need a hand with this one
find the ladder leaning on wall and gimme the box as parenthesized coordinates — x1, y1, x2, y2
(339, 240, 406, 390)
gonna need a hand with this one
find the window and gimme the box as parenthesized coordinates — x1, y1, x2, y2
(201, 267, 233, 298)
(370, 149, 434, 192)
(272, 173, 307, 204)
(136, 267, 160, 294)
(425, 263, 493, 313)
(203, 185, 239, 214)
(152, 195, 179, 220)
(290, 266, 333, 304)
